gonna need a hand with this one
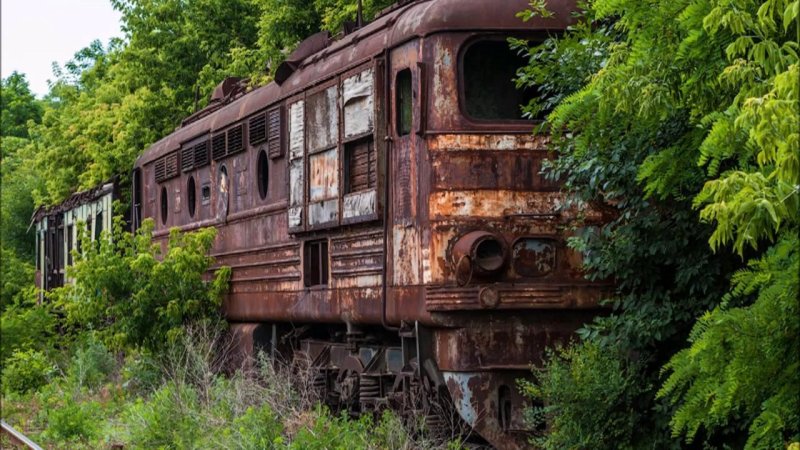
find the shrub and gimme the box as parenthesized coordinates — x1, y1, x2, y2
(66, 335, 116, 390)
(42, 397, 102, 444)
(54, 218, 230, 353)
(518, 342, 661, 450)
(122, 381, 202, 449)
(0, 290, 56, 363)
(2, 349, 54, 394)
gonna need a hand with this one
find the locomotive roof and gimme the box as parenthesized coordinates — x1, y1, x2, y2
(135, 0, 576, 167)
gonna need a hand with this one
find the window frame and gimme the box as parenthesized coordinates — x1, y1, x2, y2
(456, 35, 543, 125)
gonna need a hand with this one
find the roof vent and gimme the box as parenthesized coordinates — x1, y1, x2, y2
(274, 31, 331, 85)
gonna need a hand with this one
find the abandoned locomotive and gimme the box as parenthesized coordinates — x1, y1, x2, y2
(127, 0, 606, 447)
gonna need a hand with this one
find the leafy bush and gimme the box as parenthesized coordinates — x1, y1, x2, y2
(2, 349, 54, 394)
(0, 294, 56, 363)
(218, 404, 284, 449)
(55, 218, 230, 353)
(122, 381, 203, 449)
(519, 342, 657, 450)
(66, 335, 116, 390)
(660, 236, 800, 449)
(42, 397, 102, 444)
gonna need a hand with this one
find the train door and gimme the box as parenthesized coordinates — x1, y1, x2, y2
(388, 40, 425, 288)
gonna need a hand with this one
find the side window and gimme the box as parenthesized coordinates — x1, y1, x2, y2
(396, 69, 412, 136)
(160, 187, 168, 225)
(303, 239, 329, 287)
(257, 150, 269, 200)
(201, 183, 211, 205)
(187, 176, 197, 218)
(306, 86, 340, 228)
(461, 40, 534, 120)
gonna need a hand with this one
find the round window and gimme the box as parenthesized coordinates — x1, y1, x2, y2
(187, 176, 196, 218)
(257, 150, 269, 200)
(160, 187, 168, 225)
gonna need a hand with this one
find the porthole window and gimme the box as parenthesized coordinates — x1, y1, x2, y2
(160, 187, 168, 224)
(257, 150, 269, 200)
(187, 176, 196, 218)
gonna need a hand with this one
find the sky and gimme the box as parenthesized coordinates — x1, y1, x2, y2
(1, 0, 123, 97)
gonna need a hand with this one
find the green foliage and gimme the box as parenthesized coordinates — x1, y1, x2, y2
(42, 397, 103, 444)
(660, 235, 800, 448)
(55, 218, 230, 352)
(66, 335, 116, 390)
(122, 381, 203, 449)
(2, 349, 55, 394)
(0, 294, 56, 363)
(515, 0, 798, 447)
(0, 72, 42, 139)
(519, 342, 660, 449)
(220, 404, 285, 449)
(289, 406, 375, 450)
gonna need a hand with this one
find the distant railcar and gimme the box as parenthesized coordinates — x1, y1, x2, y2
(127, 0, 607, 447)
(32, 180, 118, 298)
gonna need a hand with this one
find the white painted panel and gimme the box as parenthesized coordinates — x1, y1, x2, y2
(288, 206, 303, 228)
(308, 200, 338, 226)
(307, 86, 339, 152)
(343, 69, 374, 138)
(289, 101, 305, 160)
(289, 159, 304, 207)
(343, 189, 376, 219)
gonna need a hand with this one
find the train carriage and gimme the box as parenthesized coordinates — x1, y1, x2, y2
(129, 0, 606, 447)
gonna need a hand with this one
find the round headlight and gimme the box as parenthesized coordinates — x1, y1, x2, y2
(451, 231, 507, 279)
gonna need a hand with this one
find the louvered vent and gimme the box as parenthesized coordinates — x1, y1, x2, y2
(154, 158, 167, 182)
(194, 140, 209, 168)
(267, 107, 283, 159)
(181, 145, 195, 172)
(249, 113, 267, 145)
(227, 124, 244, 155)
(165, 153, 179, 179)
(212, 134, 226, 160)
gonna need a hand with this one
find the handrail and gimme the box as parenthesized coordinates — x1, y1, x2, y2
(0, 420, 43, 450)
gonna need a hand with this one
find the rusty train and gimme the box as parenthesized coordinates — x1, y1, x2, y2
(34, 0, 607, 447)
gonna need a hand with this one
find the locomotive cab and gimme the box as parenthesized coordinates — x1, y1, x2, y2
(131, 1, 606, 448)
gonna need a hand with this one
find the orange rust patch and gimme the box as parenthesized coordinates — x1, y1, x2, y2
(427, 133, 549, 152)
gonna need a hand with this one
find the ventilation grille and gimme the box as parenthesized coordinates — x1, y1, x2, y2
(227, 124, 244, 155)
(181, 145, 195, 172)
(194, 140, 209, 168)
(212, 134, 226, 160)
(249, 113, 267, 145)
(165, 153, 179, 179)
(154, 159, 166, 182)
(267, 107, 283, 159)
(155, 152, 180, 182)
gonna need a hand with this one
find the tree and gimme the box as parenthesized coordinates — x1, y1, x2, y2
(515, 0, 798, 447)
(0, 72, 42, 141)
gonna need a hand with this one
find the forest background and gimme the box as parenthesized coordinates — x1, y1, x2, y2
(0, 0, 798, 448)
